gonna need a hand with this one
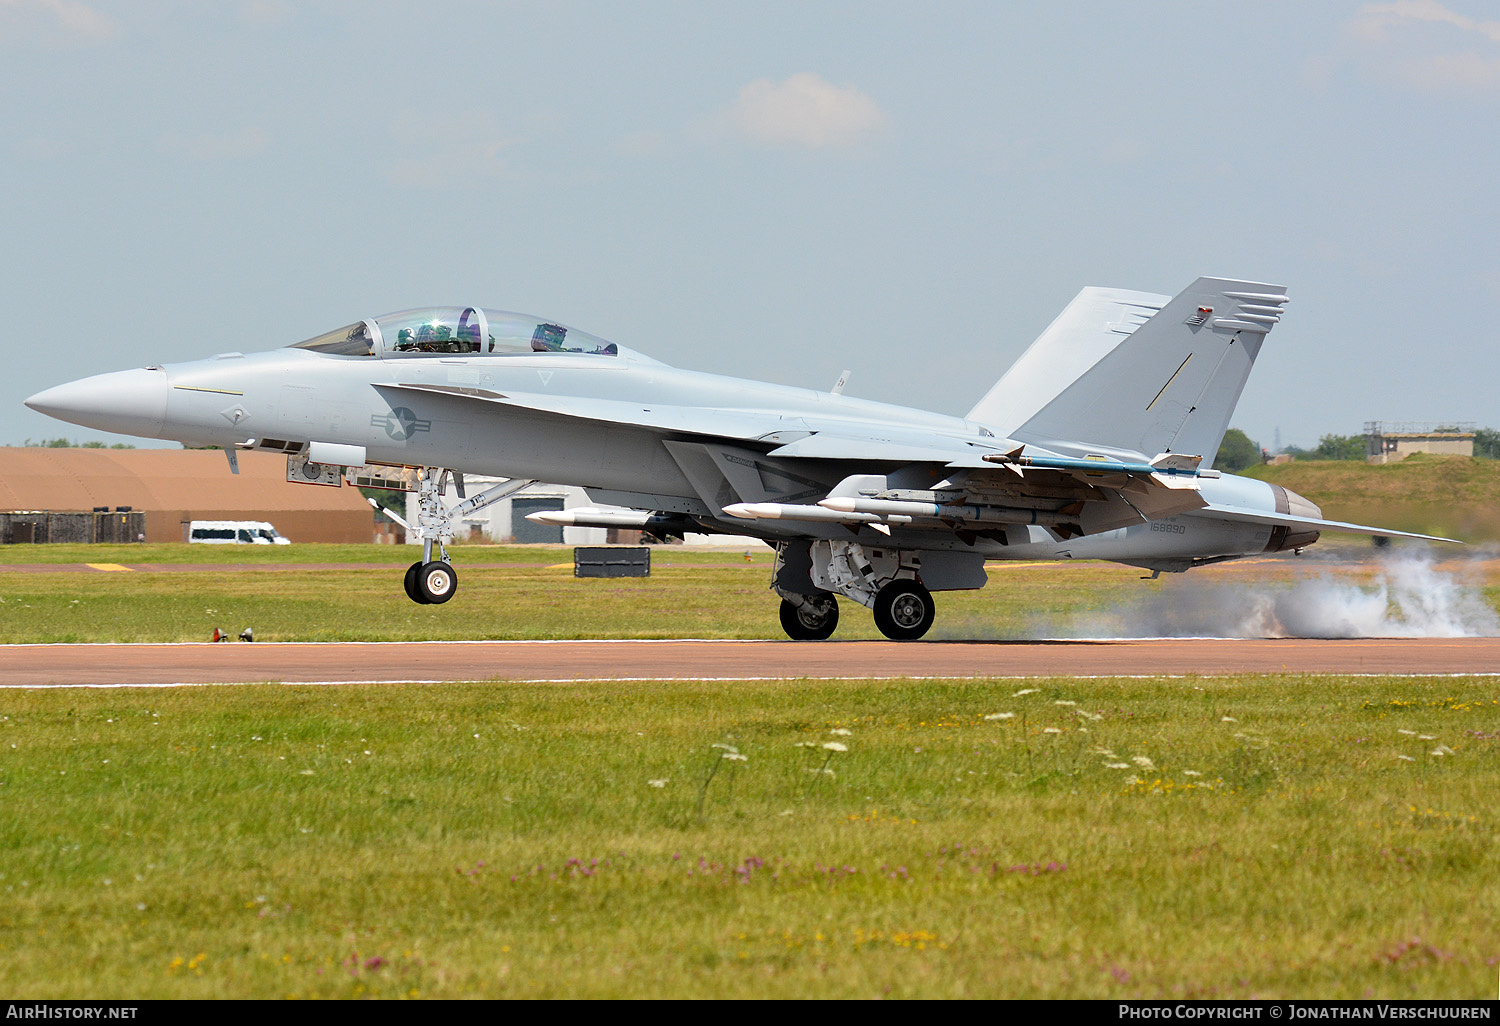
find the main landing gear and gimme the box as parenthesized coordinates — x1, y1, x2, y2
(372, 468, 535, 606)
(772, 540, 944, 642)
(778, 593, 840, 640)
(870, 580, 935, 642)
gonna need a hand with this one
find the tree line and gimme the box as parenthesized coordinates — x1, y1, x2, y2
(1215, 427, 1500, 471)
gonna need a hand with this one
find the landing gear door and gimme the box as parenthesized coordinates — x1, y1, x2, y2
(286, 452, 342, 487)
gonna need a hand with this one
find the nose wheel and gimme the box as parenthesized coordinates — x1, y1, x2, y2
(368, 468, 536, 607)
(404, 560, 458, 604)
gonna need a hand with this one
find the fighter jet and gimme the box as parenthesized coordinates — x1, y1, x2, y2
(24, 277, 1448, 640)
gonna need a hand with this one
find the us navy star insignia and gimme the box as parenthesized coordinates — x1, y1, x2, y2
(371, 406, 431, 441)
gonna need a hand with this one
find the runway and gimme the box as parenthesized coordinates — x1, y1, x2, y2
(3, 637, 1499, 687)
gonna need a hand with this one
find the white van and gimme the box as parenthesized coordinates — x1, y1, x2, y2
(187, 521, 291, 545)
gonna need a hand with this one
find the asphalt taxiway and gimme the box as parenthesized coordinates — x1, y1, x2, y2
(2, 637, 1498, 687)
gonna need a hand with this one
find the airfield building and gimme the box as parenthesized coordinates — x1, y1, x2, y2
(1364, 422, 1475, 464)
(0, 448, 374, 543)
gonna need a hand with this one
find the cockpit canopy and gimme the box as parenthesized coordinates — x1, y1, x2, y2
(289, 307, 619, 359)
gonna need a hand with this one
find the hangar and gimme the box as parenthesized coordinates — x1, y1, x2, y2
(0, 448, 374, 543)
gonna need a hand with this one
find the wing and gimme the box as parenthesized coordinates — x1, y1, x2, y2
(726, 445, 1208, 539)
(378, 381, 1200, 540)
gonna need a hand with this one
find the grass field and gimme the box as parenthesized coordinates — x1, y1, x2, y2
(2, 545, 1498, 999)
(0, 675, 1496, 999)
(1, 539, 1494, 644)
(1246, 455, 1500, 542)
(0, 543, 1165, 643)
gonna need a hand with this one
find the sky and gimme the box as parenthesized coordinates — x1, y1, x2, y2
(3, 0, 1499, 452)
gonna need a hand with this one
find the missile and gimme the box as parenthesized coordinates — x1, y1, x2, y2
(526, 508, 690, 531)
(818, 496, 1076, 527)
(982, 450, 1212, 479)
(722, 502, 901, 525)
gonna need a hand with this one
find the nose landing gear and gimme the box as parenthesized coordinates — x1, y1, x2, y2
(370, 468, 535, 605)
(403, 559, 458, 604)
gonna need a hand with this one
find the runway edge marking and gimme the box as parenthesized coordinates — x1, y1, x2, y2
(6, 673, 1500, 690)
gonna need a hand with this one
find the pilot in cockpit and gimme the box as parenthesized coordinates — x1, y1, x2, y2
(531, 323, 568, 352)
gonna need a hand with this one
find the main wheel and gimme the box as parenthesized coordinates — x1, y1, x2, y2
(416, 561, 458, 604)
(872, 580, 934, 641)
(403, 561, 430, 604)
(779, 595, 839, 640)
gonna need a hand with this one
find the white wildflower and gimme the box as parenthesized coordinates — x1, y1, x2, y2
(711, 743, 739, 753)
(1105, 762, 1131, 770)
(822, 742, 848, 753)
(722, 752, 748, 762)
(1396, 754, 1416, 762)
(984, 712, 1015, 721)
(647, 778, 669, 788)
(1131, 755, 1156, 770)
(1221, 716, 1238, 723)
(1430, 746, 1454, 757)
(1417, 734, 1436, 741)
(1012, 688, 1040, 697)
(829, 728, 852, 736)
(1397, 729, 1417, 736)
(1042, 727, 1062, 734)
(1183, 770, 1202, 777)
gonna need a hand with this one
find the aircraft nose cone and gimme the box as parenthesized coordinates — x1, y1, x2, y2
(25, 367, 169, 438)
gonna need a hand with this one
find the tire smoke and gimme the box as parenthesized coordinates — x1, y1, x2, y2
(1059, 550, 1500, 640)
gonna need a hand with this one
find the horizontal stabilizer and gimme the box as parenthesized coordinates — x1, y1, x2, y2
(1201, 504, 1459, 544)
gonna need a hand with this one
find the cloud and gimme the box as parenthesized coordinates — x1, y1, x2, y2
(0, 0, 118, 46)
(723, 72, 886, 150)
(160, 127, 269, 161)
(1345, 1, 1500, 92)
(386, 110, 516, 188)
(1349, 0, 1500, 44)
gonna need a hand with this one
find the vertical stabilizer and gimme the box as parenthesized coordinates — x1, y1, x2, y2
(1008, 277, 1286, 466)
(967, 286, 1169, 435)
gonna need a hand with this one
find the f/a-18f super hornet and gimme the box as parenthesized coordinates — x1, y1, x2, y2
(25, 277, 1449, 640)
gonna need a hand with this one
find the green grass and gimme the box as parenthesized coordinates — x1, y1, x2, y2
(0, 542, 770, 566)
(0, 547, 1154, 643)
(0, 676, 1495, 998)
(1245, 455, 1500, 541)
